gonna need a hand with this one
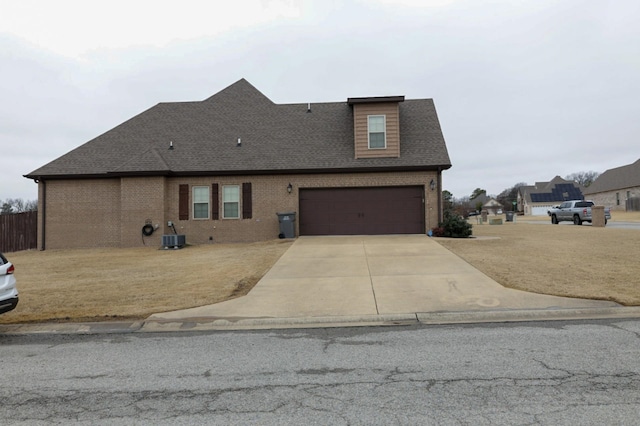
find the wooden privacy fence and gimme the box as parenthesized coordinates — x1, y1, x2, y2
(627, 197, 640, 212)
(0, 211, 37, 253)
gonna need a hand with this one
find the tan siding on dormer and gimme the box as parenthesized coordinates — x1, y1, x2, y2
(354, 103, 400, 159)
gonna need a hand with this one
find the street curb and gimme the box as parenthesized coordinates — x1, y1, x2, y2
(140, 307, 640, 332)
(3, 307, 640, 335)
(417, 307, 640, 324)
(0, 321, 144, 335)
(138, 314, 420, 332)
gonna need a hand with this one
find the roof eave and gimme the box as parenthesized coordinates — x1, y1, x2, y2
(347, 96, 405, 105)
(24, 164, 452, 181)
(24, 170, 173, 180)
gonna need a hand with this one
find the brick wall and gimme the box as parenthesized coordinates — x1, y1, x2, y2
(120, 177, 166, 247)
(40, 171, 441, 249)
(587, 186, 640, 211)
(40, 179, 121, 249)
(167, 171, 440, 244)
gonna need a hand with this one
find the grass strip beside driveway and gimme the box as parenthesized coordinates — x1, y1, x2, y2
(1, 240, 292, 324)
(2, 212, 639, 324)
(436, 218, 640, 306)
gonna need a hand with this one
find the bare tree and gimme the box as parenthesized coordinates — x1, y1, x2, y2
(497, 182, 528, 210)
(566, 171, 600, 187)
(0, 198, 38, 214)
(450, 195, 470, 217)
(25, 199, 38, 211)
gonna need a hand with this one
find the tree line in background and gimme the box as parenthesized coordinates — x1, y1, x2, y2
(443, 170, 600, 217)
(565, 171, 599, 187)
(1, 198, 38, 215)
(0, 170, 601, 218)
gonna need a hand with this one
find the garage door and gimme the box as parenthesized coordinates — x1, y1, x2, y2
(299, 186, 425, 236)
(531, 206, 551, 216)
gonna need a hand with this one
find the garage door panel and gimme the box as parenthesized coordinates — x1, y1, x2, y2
(531, 206, 549, 216)
(299, 186, 424, 236)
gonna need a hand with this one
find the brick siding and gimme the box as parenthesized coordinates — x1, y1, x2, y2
(39, 171, 441, 249)
(587, 186, 640, 211)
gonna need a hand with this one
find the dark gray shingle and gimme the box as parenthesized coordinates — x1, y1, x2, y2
(26, 79, 451, 179)
(584, 159, 640, 194)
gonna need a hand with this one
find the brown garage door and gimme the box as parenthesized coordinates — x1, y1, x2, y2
(299, 186, 424, 235)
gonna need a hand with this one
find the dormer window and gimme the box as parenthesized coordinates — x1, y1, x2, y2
(348, 95, 403, 159)
(368, 115, 386, 149)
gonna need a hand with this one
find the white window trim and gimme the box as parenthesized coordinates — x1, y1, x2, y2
(367, 115, 387, 149)
(192, 186, 210, 220)
(222, 185, 240, 219)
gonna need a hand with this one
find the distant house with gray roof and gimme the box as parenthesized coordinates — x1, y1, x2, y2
(467, 194, 502, 216)
(583, 159, 640, 211)
(517, 176, 584, 216)
(25, 79, 452, 249)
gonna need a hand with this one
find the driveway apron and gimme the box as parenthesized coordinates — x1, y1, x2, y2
(150, 235, 618, 322)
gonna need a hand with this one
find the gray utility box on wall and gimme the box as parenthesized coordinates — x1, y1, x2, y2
(276, 212, 296, 239)
(162, 234, 186, 249)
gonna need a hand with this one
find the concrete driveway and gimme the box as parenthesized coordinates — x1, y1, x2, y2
(148, 235, 619, 325)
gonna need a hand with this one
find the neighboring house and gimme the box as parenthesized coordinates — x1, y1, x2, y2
(468, 194, 502, 215)
(517, 176, 584, 216)
(469, 193, 489, 212)
(25, 79, 452, 249)
(583, 159, 640, 211)
(482, 198, 503, 216)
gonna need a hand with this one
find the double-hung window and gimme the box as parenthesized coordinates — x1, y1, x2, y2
(223, 185, 240, 219)
(368, 115, 386, 149)
(193, 186, 209, 219)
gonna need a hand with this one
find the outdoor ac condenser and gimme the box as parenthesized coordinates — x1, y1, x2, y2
(162, 234, 186, 249)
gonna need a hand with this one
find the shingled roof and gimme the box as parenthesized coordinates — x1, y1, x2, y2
(518, 176, 584, 204)
(583, 159, 640, 195)
(26, 79, 451, 180)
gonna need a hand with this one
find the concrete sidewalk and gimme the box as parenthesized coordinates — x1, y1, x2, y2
(143, 235, 626, 331)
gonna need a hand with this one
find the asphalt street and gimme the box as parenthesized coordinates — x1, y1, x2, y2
(520, 220, 640, 230)
(1, 319, 639, 425)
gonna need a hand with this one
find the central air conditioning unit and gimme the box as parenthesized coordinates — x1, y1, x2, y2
(162, 234, 186, 249)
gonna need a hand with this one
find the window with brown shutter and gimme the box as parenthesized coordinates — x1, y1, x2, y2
(242, 182, 252, 219)
(179, 184, 189, 220)
(212, 183, 219, 220)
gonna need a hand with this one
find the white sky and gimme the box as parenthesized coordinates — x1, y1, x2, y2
(2, 0, 640, 202)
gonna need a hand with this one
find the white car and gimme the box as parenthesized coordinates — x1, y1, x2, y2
(0, 252, 19, 314)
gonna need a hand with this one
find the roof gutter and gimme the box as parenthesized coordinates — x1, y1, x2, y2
(25, 164, 453, 181)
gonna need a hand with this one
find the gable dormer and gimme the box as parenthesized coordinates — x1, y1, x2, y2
(348, 95, 404, 159)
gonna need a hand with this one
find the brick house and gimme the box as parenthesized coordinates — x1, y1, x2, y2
(25, 79, 452, 249)
(517, 176, 585, 216)
(583, 159, 640, 211)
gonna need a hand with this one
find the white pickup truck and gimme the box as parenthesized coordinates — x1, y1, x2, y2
(548, 200, 611, 225)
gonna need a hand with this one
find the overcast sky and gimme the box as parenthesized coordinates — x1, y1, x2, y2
(2, 0, 639, 202)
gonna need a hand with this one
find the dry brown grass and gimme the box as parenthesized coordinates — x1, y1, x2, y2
(2, 213, 640, 324)
(0, 240, 292, 324)
(437, 219, 640, 305)
(515, 211, 640, 223)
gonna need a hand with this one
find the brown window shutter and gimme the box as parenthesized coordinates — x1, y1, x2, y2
(211, 183, 219, 220)
(179, 184, 189, 220)
(242, 182, 252, 219)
